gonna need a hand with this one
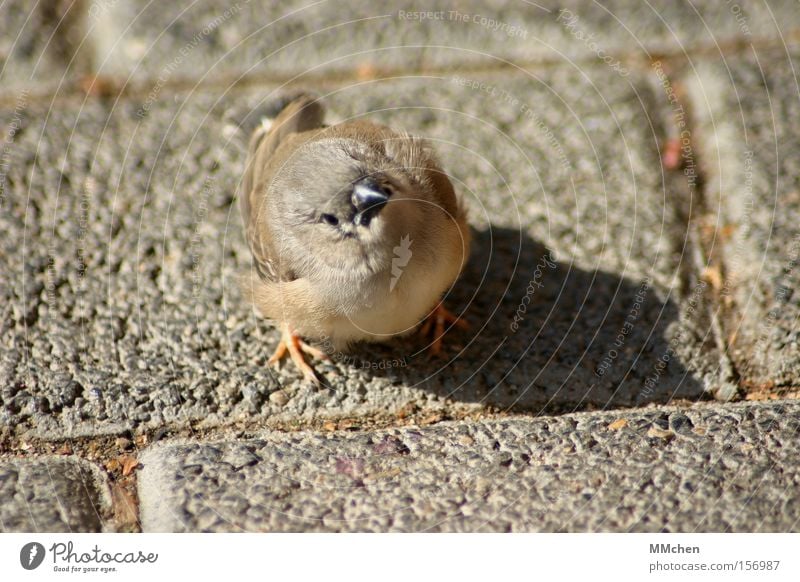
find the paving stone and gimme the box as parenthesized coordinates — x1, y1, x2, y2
(137, 401, 800, 532)
(1, 60, 721, 439)
(684, 45, 800, 392)
(88, 0, 800, 87)
(0, 456, 111, 532)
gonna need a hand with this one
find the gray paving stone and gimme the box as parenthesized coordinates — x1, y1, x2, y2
(0, 455, 111, 532)
(137, 401, 800, 532)
(88, 1, 800, 87)
(1, 60, 720, 439)
(684, 46, 800, 391)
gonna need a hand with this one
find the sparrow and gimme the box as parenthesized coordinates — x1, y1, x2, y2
(239, 94, 471, 384)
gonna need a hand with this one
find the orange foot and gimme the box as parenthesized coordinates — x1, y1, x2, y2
(418, 303, 469, 356)
(268, 323, 330, 385)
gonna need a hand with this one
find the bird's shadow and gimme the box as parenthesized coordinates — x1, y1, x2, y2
(346, 226, 707, 413)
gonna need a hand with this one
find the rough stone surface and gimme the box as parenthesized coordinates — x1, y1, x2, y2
(0, 63, 720, 440)
(685, 45, 800, 392)
(0, 456, 111, 532)
(138, 401, 800, 532)
(88, 0, 800, 86)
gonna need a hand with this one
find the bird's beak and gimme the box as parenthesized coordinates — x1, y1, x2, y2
(351, 178, 390, 226)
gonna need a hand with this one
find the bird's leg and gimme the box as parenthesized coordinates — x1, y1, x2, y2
(419, 302, 469, 356)
(268, 322, 330, 385)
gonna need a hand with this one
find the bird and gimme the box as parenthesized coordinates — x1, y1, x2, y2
(238, 93, 471, 384)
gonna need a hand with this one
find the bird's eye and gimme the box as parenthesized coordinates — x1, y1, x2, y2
(320, 213, 339, 226)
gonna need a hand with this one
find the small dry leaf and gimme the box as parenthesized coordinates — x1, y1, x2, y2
(702, 265, 723, 291)
(720, 224, 737, 240)
(662, 138, 682, 170)
(396, 403, 417, 420)
(111, 483, 139, 531)
(607, 418, 628, 431)
(120, 455, 139, 476)
(322, 421, 337, 432)
(356, 62, 378, 80)
(647, 426, 675, 440)
(78, 74, 118, 98)
(421, 412, 444, 426)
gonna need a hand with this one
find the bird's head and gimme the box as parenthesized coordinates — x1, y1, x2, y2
(272, 135, 447, 278)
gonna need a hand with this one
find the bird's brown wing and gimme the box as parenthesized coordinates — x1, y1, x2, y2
(239, 94, 324, 282)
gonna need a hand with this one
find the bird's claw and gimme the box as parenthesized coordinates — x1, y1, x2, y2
(268, 323, 329, 385)
(419, 303, 468, 356)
